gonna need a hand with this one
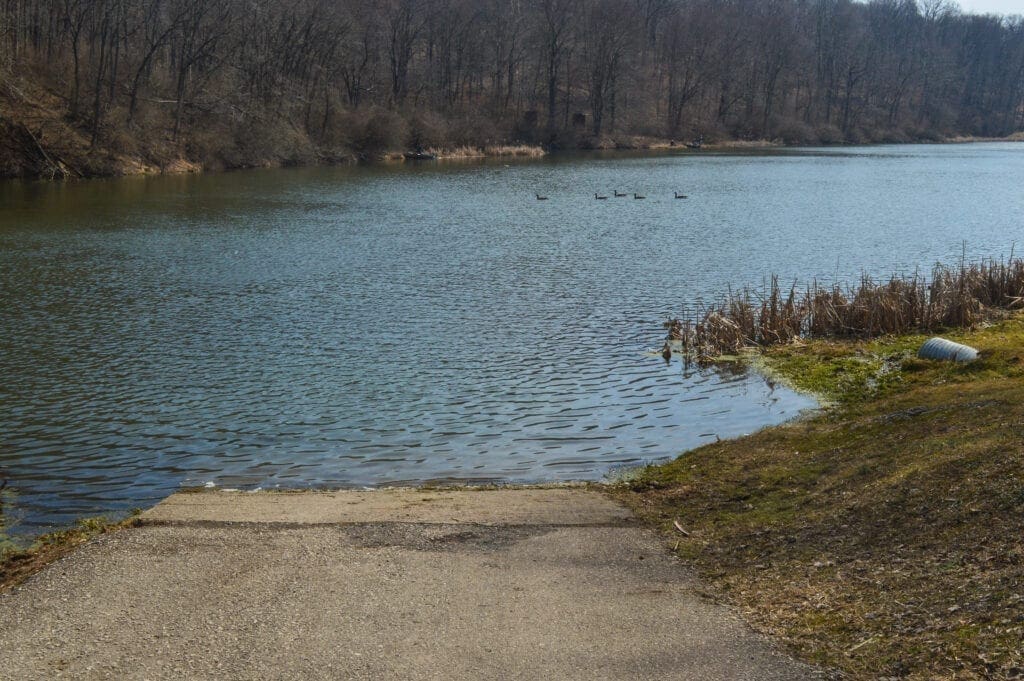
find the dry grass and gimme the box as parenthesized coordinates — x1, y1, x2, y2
(945, 133, 1024, 143)
(431, 145, 485, 159)
(619, 315, 1024, 679)
(483, 144, 548, 157)
(669, 258, 1024, 361)
(482, 144, 545, 157)
(706, 139, 784, 148)
(426, 144, 545, 160)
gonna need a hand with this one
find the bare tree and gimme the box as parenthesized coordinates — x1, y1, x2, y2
(583, 0, 633, 137)
(1, 0, 1023, 174)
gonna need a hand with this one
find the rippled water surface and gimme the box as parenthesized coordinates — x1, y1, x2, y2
(2, 144, 1023, 535)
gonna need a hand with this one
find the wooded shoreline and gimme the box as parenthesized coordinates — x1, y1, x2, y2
(2, 110, 1022, 184)
(3, 0, 1023, 181)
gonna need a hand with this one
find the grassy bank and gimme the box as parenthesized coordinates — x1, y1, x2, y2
(618, 315, 1024, 679)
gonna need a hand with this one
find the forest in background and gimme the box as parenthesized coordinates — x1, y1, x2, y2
(1, 0, 1023, 178)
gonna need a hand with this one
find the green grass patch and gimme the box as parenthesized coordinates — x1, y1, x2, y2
(756, 318, 1024, 406)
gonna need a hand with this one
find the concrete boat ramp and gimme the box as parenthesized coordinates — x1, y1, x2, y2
(0, 488, 824, 680)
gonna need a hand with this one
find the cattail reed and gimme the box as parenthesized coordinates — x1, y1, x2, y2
(666, 257, 1024, 362)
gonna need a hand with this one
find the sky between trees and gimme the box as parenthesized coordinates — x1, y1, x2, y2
(954, 0, 1022, 14)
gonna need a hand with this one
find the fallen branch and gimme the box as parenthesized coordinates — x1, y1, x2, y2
(10, 122, 79, 179)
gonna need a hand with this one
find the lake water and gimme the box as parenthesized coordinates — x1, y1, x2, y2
(2, 144, 1023, 537)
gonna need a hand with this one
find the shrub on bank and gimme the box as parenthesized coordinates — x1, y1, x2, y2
(346, 108, 409, 160)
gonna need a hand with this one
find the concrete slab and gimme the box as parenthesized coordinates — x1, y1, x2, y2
(0, 489, 827, 680)
(142, 488, 634, 526)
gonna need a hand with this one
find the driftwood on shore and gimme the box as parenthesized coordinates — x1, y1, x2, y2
(1, 119, 79, 180)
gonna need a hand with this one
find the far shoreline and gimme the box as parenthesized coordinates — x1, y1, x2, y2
(3, 133, 1022, 185)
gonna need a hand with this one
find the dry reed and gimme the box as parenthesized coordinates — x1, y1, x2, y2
(482, 144, 546, 157)
(428, 144, 545, 159)
(668, 257, 1024, 361)
(431, 145, 485, 159)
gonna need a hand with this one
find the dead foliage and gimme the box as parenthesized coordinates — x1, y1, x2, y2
(669, 258, 1024, 361)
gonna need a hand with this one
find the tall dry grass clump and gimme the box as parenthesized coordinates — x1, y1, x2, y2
(431, 145, 486, 159)
(429, 144, 545, 159)
(669, 257, 1024, 360)
(483, 144, 546, 157)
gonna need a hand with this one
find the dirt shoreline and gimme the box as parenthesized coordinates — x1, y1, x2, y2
(4, 132, 1021, 184)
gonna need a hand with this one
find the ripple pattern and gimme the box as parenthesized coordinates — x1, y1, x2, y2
(3, 144, 1023, 535)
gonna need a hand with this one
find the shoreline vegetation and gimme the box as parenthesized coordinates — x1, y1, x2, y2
(665, 256, 1024, 364)
(382, 143, 549, 161)
(2, 121, 1023, 182)
(623, 255, 1024, 679)
(3, 0, 1024, 182)
(1, 61, 1022, 181)
(620, 314, 1024, 680)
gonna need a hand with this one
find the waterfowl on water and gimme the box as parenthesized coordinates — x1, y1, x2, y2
(661, 342, 672, 363)
(634, 193, 645, 199)
(613, 190, 627, 197)
(595, 192, 608, 200)
(536, 193, 548, 200)
(675, 192, 688, 199)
